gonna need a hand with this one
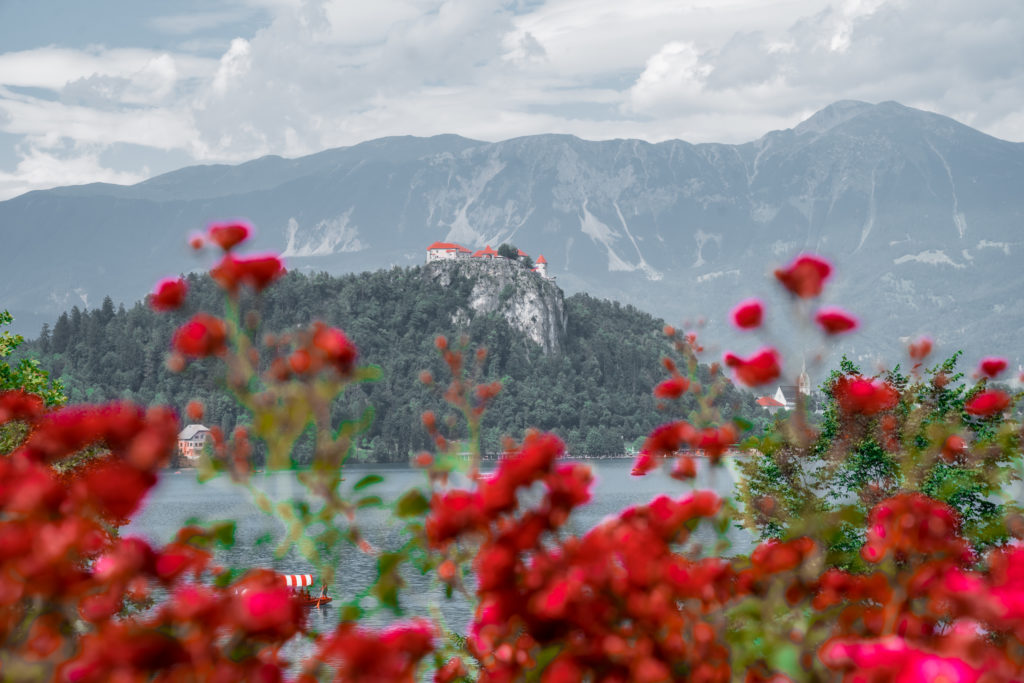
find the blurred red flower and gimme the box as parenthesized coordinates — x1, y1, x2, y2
(654, 376, 690, 399)
(978, 357, 1008, 378)
(723, 348, 782, 386)
(210, 253, 285, 294)
(730, 298, 764, 329)
(833, 376, 898, 416)
(172, 314, 228, 357)
(774, 254, 832, 298)
(815, 307, 859, 335)
(965, 390, 1010, 417)
(207, 221, 251, 251)
(149, 278, 187, 312)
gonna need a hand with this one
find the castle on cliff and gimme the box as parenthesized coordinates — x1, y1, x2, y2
(426, 241, 551, 279)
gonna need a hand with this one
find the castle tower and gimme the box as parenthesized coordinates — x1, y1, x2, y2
(535, 254, 548, 278)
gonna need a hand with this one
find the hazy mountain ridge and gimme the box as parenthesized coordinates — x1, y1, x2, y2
(2, 100, 1022, 372)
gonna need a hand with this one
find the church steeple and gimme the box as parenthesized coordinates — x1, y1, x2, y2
(798, 359, 810, 395)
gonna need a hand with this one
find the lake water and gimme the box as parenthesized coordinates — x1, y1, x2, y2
(126, 458, 753, 648)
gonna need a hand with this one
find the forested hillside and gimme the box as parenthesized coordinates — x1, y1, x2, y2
(18, 266, 761, 462)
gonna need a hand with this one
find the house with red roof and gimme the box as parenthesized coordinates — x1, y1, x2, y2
(758, 369, 812, 414)
(756, 395, 786, 416)
(426, 241, 472, 262)
(472, 245, 499, 259)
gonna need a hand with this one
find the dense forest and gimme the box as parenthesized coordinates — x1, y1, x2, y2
(15, 266, 763, 462)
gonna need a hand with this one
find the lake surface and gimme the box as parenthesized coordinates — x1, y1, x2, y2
(126, 458, 753, 647)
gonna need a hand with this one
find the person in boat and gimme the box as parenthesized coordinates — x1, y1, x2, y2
(320, 582, 328, 599)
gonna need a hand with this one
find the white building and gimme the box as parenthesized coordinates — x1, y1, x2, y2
(177, 424, 211, 459)
(426, 241, 471, 262)
(772, 370, 811, 410)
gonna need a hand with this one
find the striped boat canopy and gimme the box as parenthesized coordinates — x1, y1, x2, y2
(282, 574, 314, 588)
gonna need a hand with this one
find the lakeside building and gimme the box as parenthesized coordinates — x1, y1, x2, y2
(177, 424, 210, 460)
(756, 396, 786, 415)
(759, 370, 812, 413)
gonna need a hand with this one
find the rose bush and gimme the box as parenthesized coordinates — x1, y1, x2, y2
(0, 223, 1021, 681)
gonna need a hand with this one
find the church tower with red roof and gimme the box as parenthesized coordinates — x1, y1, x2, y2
(534, 254, 548, 278)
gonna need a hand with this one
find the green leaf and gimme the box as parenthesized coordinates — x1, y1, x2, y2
(395, 489, 430, 518)
(357, 495, 383, 508)
(373, 552, 406, 613)
(378, 551, 404, 574)
(212, 521, 236, 548)
(339, 604, 362, 621)
(769, 642, 803, 679)
(213, 567, 244, 588)
(354, 474, 384, 491)
(524, 645, 562, 682)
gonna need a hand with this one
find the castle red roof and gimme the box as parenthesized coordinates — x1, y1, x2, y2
(517, 249, 528, 257)
(756, 396, 785, 407)
(427, 241, 469, 252)
(535, 254, 547, 264)
(472, 245, 498, 258)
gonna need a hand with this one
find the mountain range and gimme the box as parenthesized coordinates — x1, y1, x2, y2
(2, 100, 1022, 379)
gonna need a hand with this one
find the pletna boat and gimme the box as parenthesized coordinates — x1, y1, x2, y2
(281, 573, 332, 607)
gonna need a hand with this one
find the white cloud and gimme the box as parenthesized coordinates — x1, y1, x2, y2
(0, 146, 147, 200)
(623, 42, 711, 116)
(828, 0, 887, 52)
(61, 54, 182, 108)
(210, 38, 252, 95)
(0, 88, 198, 151)
(0, 0, 1023, 197)
(321, 0, 426, 45)
(0, 47, 213, 91)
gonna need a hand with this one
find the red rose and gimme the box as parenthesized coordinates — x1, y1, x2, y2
(149, 278, 187, 312)
(172, 314, 228, 357)
(207, 221, 251, 251)
(774, 254, 832, 298)
(723, 348, 782, 386)
(730, 298, 764, 329)
(978, 357, 1008, 378)
(833, 376, 898, 416)
(908, 336, 933, 361)
(210, 253, 285, 294)
(965, 390, 1010, 417)
(654, 376, 690, 399)
(815, 306, 859, 334)
(311, 322, 358, 376)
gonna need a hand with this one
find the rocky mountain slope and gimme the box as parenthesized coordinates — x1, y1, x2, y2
(2, 100, 1022, 375)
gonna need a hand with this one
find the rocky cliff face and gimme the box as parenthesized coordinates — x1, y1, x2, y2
(423, 259, 566, 355)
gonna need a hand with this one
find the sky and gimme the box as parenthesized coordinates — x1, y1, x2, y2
(0, 0, 1021, 200)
